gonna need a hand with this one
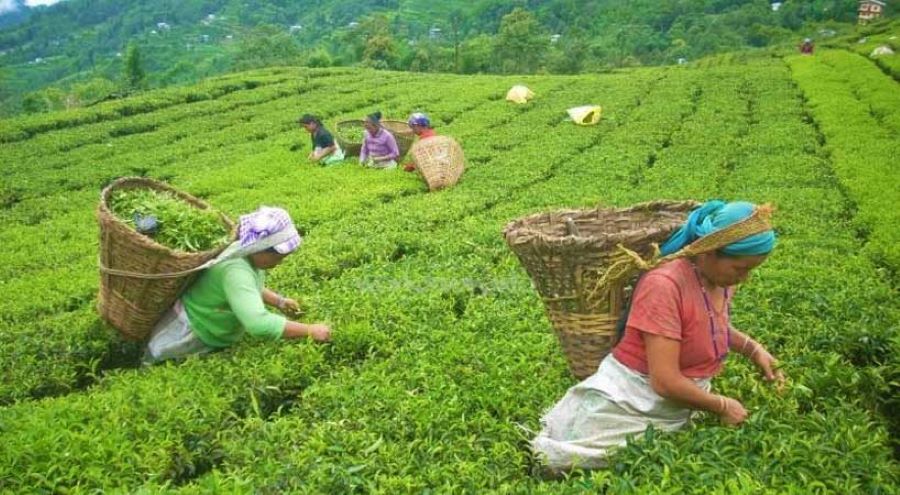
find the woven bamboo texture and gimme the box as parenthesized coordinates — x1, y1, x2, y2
(335, 119, 416, 158)
(503, 200, 698, 379)
(97, 177, 235, 341)
(409, 136, 465, 191)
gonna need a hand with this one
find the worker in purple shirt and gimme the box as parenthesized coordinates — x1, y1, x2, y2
(359, 111, 400, 169)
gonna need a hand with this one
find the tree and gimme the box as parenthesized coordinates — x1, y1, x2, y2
(407, 42, 455, 73)
(123, 42, 145, 90)
(306, 48, 333, 68)
(494, 8, 547, 74)
(460, 34, 494, 74)
(234, 24, 303, 71)
(362, 34, 398, 69)
(447, 8, 467, 72)
(21, 86, 65, 114)
(357, 14, 400, 69)
(546, 35, 589, 74)
(70, 77, 119, 106)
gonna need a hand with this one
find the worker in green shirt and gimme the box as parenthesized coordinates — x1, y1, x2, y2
(144, 206, 331, 363)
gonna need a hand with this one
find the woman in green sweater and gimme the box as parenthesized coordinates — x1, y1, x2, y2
(144, 206, 331, 363)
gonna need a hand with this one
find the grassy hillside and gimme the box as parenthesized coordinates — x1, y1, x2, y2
(0, 52, 898, 492)
(2, 0, 897, 116)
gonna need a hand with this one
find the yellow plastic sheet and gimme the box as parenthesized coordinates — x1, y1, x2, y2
(567, 105, 602, 126)
(506, 85, 535, 104)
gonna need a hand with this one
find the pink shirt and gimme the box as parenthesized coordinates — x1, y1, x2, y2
(612, 258, 732, 379)
(359, 128, 400, 163)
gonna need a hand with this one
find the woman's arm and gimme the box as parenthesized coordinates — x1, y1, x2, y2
(262, 289, 329, 341)
(312, 144, 336, 161)
(359, 136, 369, 162)
(223, 270, 287, 340)
(644, 332, 748, 424)
(729, 327, 785, 385)
(385, 132, 400, 160)
(282, 320, 331, 341)
(262, 288, 281, 307)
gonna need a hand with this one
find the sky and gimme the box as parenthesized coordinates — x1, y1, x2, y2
(0, 0, 64, 14)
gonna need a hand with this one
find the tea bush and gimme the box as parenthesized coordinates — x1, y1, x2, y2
(0, 61, 897, 493)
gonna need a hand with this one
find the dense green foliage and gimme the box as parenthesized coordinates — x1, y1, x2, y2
(788, 50, 900, 274)
(0, 52, 897, 492)
(109, 189, 231, 252)
(824, 19, 900, 79)
(2, 0, 898, 115)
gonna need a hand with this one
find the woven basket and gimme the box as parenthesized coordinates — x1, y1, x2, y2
(503, 200, 698, 379)
(334, 119, 416, 158)
(410, 136, 465, 191)
(383, 121, 416, 156)
(97, 177, 235, 341)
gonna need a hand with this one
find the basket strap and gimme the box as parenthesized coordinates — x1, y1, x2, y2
(589, 204, 774, 300)
(99, 262, 211, 279)
(98, 230, 296, 279)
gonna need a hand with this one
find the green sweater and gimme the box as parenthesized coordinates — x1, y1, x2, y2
(182, 257, 286, 348)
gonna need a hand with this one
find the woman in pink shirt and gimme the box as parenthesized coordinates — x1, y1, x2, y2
(359, 111, 400, 169)
(532, 201, 784, 472)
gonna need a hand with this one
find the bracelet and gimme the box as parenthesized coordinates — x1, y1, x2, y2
(275, 295, 286, 309)
(741, 338, 754, 354)
(717, 395, 728, 414)
(749, 344, 762, 360)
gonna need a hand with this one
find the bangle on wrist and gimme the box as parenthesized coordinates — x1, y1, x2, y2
(749, 344, 762, 360)
(275, 295, 286, 309)
(717, 395, 728, 414)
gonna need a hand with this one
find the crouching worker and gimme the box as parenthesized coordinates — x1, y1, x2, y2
(144, 206, 331, 364)
(402, 112, 437, 172)
(360, 111, 400, 169)
(299, 114, 345, 166)
(531, 201, 785, 473)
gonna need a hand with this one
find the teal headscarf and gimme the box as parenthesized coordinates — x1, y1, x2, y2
(659, 200, 776, 256)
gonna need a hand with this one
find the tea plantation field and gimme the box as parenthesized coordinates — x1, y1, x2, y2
(0, 50, 898, 493)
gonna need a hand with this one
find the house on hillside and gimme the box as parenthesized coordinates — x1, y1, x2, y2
(858, 0, 885, 24)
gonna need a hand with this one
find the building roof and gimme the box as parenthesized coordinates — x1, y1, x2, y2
(860, 0, 886, 6)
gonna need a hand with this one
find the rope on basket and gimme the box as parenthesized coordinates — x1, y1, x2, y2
(98, 229, 295, 280)
(589, 204, 775, 301)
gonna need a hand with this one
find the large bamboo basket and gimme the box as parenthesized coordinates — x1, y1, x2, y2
(503, 200, 698, 379)
(334, 119, 416, 158)
(97, 177, 235, 341)
(410, 136, 465, 191)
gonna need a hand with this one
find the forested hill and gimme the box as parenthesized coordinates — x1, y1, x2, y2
(0, 0, 897, 115)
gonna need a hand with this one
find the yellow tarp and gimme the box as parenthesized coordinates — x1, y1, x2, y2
(567, 105, 602, 126)
(506, 85, 535, 104)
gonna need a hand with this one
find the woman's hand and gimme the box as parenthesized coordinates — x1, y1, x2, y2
(751, 345, 786, 389)
(279, 297, 303, 317)
(306, 323, 331, 342)
(718, 395, 748, 426)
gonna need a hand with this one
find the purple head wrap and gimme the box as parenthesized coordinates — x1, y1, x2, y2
(407, 112, 431, 128)
(238, 206, 301, 254)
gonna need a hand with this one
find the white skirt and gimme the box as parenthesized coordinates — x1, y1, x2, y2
(531, 355, 710, 471)
(143, 300, 214, 364)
